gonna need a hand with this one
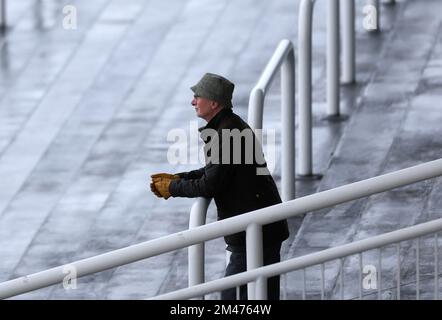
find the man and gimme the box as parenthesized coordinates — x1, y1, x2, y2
(150, 73, 289, 300)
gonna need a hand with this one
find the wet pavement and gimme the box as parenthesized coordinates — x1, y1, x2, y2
(0, 0, 441, 299)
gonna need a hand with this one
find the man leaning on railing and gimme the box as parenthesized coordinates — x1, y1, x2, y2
(150, 73, 289, 300)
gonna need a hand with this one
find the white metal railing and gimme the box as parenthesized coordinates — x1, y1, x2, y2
(0, 159, 441, 299)
(247, 39, 295, 202)
(298, 0, 315, 177)
(152, 218, 442, 300)
(327, 0, 340, 117)
(297, 0, 396, 174)
(342, 0, 356, 84)
(298, 0, 356, 176)
(188, 197, 211, 289)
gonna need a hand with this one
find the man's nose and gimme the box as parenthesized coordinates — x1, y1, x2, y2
(191, 99, 196, 106)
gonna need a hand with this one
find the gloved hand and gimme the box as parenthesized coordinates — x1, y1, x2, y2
(150, 173, 179, 199)
(150, 181, 162, 198)
(153, 178, 172, 200)
(151, 173, 180, 180)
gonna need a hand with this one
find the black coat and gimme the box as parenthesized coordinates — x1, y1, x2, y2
(169, 108, 289, 247)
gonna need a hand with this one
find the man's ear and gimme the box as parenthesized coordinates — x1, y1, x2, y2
(211, 101, 221, 110)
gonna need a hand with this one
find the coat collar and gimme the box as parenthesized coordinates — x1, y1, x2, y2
(198, 107, 233, 133)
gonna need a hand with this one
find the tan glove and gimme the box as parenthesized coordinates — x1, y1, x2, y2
(150, 181, 162, 198)
(151, 173, 180, 180)
(153, 178, 172, 200)
(150, 173, 179, 199)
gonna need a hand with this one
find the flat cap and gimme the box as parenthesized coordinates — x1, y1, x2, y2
(191, 73, 234, 108)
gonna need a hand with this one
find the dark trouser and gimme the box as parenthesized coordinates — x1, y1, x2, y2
(221, 243, 282, 300)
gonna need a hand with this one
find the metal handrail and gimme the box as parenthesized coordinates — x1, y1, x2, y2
(327, 0, 340, 117)
(152, 217, 442, 300)
(247, 39, 295, 202)
(298, 0, 315, 177)
(188, 198, 210, 288)
(298, 0, 396, 172)
(342, 0, 356, 84)
(298, 0, 355, 176)
(1, 158, 441, 299)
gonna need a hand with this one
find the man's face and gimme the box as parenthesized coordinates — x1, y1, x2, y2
(191, 95, 219, 122)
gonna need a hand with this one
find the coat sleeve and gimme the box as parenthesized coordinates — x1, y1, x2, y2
(169, 163, 234, 198)
(176, 168, 205, 180)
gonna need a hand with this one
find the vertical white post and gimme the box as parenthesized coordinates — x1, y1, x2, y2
(281, 49, 296, 201)
(0, 0, 6, 29)
(435, 233, 439, 300)
(247, 88, 265, 141)
(327, 0, 340, 117)
(188, 198, 210, 295)
(298, 0, 314, 177)
(342, 0, 355, 84)
(255, 276, 267, 300)
(396, 243, 401, 300)
(378, 247, 382, 300)
(246, 223, 264, 300)
(358, 252, 363, 299)
(416, 238, 420, 300)
(340, 258, 344, 299)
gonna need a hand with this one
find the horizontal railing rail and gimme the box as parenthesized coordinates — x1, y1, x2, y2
(151, 218, 442, 300)
(0, 158, 441, 299)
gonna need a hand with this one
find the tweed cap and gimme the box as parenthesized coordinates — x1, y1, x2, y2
(191, 73, 234, 108)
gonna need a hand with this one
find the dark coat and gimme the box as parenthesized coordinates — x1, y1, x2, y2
(169, 108, 289, 247)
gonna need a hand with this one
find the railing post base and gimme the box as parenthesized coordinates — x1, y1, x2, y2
(341, 80, 357, 86)
(382, 0, 396, 6)
(322, 114, 349, 122)
(296, 173, 323, 181)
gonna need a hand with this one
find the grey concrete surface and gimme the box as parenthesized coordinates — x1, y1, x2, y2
(0, 0, 441, 300)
